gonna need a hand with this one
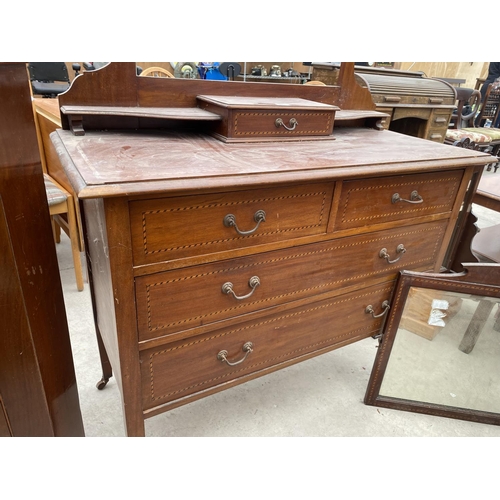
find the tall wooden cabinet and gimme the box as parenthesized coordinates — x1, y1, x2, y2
(0, 63, 84, 436)
(52, 63, 490, 436)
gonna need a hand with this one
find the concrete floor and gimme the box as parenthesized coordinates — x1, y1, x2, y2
(56, 167, 500, 438)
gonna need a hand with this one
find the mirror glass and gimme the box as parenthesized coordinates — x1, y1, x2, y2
(379, 287, 500, 414)
(365, 265, 500, 426)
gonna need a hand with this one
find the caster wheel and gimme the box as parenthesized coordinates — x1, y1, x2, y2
(96, 378, 109, 390)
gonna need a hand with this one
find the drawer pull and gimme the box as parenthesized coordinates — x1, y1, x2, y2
(222, 276, 260, 300)
(391, 190, 423, 204)
(365, 300, 390, 318)
(379, 244, 406, 264)
(217, 342, 254, 366)
(275, 117, 298, 131)
(223, 210, 266, 235)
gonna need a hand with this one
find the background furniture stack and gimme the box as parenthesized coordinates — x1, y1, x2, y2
(309, 63, 457, 143)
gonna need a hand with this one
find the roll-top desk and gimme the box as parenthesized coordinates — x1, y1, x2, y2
(51, 63, 490, 436)
(310, 64, 456, 143)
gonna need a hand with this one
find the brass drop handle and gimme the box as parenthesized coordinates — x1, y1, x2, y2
(222, 276, 260, 300)
(217, 342, 254, 366)
(379, 244, 406, 264)
(365, 300, 390, 318)
(223, 210, 266, 235)
(392, 190, 423, 204)
(275, 117, 298, 131)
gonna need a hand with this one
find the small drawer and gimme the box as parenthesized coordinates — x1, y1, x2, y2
(431, 114, 450, 127)
(229, 110, 335, 139)
(197, 95, 338, 142)
(140, 281, 394, 410)
(426, 130, 445, 142)
(135, 220, 448, 341)
(130, 183, 334, 266)
(333, 170, 463, 231)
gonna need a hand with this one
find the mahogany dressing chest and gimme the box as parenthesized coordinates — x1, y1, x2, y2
(51, 63, 490, 436)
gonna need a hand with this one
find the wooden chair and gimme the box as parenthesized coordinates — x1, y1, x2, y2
(304, 80, 326, 86)
(475, 82, 500, 127)
(445, 87, 500, 171)
(140, 66, 174, 78)
(43, 174, 84, 291)
(31, 99, 85, 291)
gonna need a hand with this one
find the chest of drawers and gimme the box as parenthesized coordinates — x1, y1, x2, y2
(52, 123, 489, 436)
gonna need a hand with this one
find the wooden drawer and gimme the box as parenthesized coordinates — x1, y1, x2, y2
(426, 112, 450, 143)
(393, 107, 431, 121)
(130, 183, 334, 266)
(230, 110, 334, 139)
(135, 220, 448, 341)
(430, 112, 451, 128)
(140, 281, 394, 411)
(197, 95, 338, 142)
(426, 129, 446, 142)
(333, 170, 463, 231)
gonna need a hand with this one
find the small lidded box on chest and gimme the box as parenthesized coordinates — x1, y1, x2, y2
(197, 95, 339, 142)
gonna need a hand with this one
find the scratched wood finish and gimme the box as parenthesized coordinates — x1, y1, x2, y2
(0, 63, 83, 436)
(51, 127, 490, 200)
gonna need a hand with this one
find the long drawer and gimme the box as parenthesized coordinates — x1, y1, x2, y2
(136, 220, 448, 341)
(140, 281, 394, 411)
(130, 182, 334, 266)
(333, 170, 463, 231)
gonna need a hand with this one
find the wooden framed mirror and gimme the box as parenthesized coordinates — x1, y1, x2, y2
(365, 263, 500, 426)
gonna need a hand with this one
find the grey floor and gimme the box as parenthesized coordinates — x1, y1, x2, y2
(56, 167, 500, 438)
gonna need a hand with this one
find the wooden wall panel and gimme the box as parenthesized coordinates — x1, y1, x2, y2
(398, 62, 489, 89)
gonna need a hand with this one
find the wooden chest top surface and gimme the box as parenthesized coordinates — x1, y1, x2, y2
(52, 126, 490, 199)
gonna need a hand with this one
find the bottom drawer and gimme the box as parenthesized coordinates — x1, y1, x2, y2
(140, 281, 394, 411)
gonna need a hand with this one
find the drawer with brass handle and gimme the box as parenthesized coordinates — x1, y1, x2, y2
(140, 281, 394, 411)
(196, 95, 339, 142)
(129, 182, 334, 267)
(334, 169, 463, 231)
(135, 220, 448, 342)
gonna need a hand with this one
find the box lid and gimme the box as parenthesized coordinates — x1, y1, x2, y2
(197, 95, 340, 111)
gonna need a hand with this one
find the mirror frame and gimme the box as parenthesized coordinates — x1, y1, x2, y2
(365, 263, 500, 426)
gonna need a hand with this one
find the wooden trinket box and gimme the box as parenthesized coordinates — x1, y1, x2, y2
(196, 95, 339, 142)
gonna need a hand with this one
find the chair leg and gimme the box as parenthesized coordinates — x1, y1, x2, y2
(52, 218, 61, 243)
(67, 197, 84, 292)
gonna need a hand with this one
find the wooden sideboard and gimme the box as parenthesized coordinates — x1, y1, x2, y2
(51, 63, 491, 436)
